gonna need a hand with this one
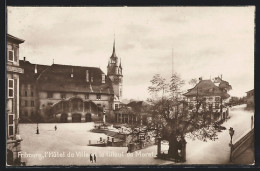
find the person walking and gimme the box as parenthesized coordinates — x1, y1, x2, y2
(54, 125, 57, 131)
(94, 154, 96, 163)
(90, 154, 93, 163)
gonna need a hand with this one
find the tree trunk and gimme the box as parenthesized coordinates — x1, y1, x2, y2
(168, 133, 178, 158)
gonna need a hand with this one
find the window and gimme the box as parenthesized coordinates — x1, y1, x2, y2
(47, 92, 53, 98)
(8, 114, 14, 137)
(85, 94, 89, 99)
(24, 111, 28, 116)
(91, 77, 94, 82)
(8, 50, 14, 62)
(97, 104, 101, 107)
(31, 111, 34, 116)
(31, 101, 34, 107)
(8, 79, 14, 98)
(25, 100, 28, 107)
(96, 94, 101, 100)
(215, 103, 220, 109)
(25, 91, 27, 97)
(115, 104, 119, 110)
(31, 91, 34, 97)
(208, 97, 213, 101)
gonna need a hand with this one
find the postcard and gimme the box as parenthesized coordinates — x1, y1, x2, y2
(6, 6, 255, 166)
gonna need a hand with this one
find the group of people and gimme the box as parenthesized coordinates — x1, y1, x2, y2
(90, 154, 97, 163)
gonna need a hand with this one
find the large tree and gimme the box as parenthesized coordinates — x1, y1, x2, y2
(146, 73, 219, 160)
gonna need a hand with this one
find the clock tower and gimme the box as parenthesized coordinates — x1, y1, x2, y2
(107, 38, 123, 101)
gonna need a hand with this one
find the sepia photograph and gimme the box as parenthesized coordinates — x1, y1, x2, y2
(6, 6, 255, 166)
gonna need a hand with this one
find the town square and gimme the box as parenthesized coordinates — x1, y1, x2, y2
(6, 6, 254, 166)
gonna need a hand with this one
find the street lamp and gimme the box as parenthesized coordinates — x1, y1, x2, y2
(36, 123, 39, 134)
(229, 127, 235, 162)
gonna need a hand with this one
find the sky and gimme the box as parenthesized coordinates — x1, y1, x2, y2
(7, 7, 255, 100)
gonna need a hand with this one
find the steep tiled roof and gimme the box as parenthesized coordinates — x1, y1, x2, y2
(19, 60, 49, 82)
(183, 80, 230, 98)
(37, 64, 114, 94)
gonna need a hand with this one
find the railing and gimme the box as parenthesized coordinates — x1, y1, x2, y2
(231, 129, 254, 160)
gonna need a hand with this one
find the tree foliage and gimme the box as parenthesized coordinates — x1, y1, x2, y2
(146, 73, 220, 158)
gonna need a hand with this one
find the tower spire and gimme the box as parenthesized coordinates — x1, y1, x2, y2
(111, 34, 116, 58)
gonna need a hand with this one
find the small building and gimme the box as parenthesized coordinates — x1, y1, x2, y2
(115, 101, 151, 125)
(6, 34, 24, 165)
(246, 89, 254, 108)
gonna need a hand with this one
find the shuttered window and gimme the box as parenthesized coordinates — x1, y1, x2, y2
(8, 79, 14, 98)
(8, 50, 14, 62)
(8, 114, 14, 137)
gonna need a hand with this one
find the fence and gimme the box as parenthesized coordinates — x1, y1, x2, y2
(231, 129, 254, 161)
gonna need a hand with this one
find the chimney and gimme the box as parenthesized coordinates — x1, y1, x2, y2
(199, 77, 202, 81)
(23, 57, 26, 61)
(71, 68, 73, 78)
(86, 70, 89, 82)
(34, 64, 37, 74)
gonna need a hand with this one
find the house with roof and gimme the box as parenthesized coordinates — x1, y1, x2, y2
(183, 77, 231, 121)
(19, 38, 123, 123)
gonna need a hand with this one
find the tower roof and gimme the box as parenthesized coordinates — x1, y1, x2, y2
(110, 36, 117, 58)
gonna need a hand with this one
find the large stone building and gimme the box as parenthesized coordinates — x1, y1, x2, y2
(19, 58, 48, 122)
(6, 34, 24, 165)
(19, 39, 123, 123)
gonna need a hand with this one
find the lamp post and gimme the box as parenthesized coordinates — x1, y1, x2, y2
(229, 127, 235, 162)
(36, 123, 39, 134)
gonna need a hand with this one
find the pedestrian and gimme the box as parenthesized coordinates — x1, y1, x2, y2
(251, 116, 254, 129)
(54, 125, 57, 131)
(94, 154, 96, 163)
(90, 153, 93, 163)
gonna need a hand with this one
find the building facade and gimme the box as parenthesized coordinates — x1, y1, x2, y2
(183, 77, 231, 121)
(19, 39, 123, 123)
(19, 58, 48, 122)
(6, 34, 24, 165)
(114, 101, 151, 125)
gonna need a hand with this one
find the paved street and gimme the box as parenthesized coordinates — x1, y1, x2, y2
(185, 104, 254, 164)
(19, 104, 254, 165)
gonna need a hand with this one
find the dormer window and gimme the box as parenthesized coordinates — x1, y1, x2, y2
(102, 74, 105, 83)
